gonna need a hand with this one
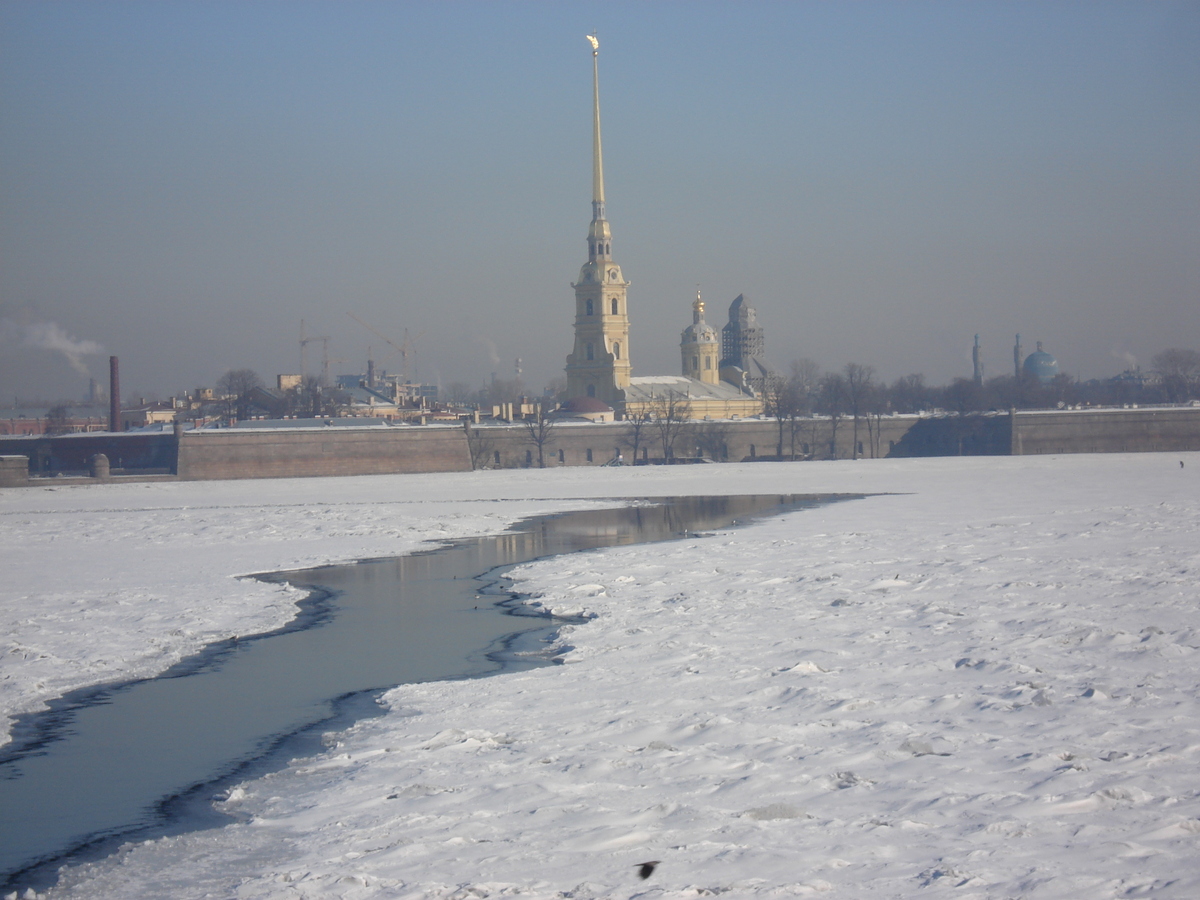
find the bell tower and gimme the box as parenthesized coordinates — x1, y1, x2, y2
(681, 290, 720, 385)
(566, 33, 631, 407)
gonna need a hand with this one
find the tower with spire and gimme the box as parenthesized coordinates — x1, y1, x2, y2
(565, 33, 631, 407)
(681, 290, 720, 385)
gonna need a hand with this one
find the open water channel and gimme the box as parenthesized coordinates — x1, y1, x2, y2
(0, 493, 846, 890)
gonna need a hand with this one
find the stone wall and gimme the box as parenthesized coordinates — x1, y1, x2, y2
(467, 416, 923, 468)
(0, 433, 176, 474)
(0, 456, 29, 487)
(1011, 407, 1200, 455)
(4, 408, 1196, 487)
(175, 425, 472, 480)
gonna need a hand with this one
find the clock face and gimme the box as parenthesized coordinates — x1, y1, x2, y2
(608, 269, 618, 281)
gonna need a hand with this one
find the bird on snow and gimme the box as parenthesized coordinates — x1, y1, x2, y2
(635, 860, 660, 880)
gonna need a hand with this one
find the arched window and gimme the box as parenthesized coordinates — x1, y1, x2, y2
(704, 356, 711, 369)
(493, 450, 501, 466)
(692, 356, 699, 371)
(750, 444, 757, 458)
(613, 342, 620, 359)
(586, 343, 594, 361)
(558, 448, 565, 462)
(611, 298, 618, 315)
(586, 448, 593, 462)
(586, 298, 593, 316)
(587, 384, 596, 398)
(525, 450, 532, 466)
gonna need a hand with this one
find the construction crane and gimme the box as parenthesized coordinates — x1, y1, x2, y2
(298, 319, 332, 382)
(346, 313, 423, 384)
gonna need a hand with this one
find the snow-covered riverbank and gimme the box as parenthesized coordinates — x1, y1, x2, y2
(3, 455, 1198, 898)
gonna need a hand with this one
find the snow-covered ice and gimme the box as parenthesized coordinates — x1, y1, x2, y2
(2, 455, 1199, 898)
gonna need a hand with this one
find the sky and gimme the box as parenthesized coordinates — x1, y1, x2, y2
(1, 0, 1197, 404)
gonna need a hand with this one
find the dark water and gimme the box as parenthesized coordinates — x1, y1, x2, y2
(0, 494, 846, 888)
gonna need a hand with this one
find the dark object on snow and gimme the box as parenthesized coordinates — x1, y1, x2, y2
(1182, 460, 1186, 468)
(636, 860, 660, 880)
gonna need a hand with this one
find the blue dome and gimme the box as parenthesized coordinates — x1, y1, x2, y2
(1022, 342, 1059, 384)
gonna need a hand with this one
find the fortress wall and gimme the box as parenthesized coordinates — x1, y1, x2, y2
(0, 433, 176, 474)
(8, 408, 1195, 486)
(0, 456, 29, 487)
(1012, 407, 1200, 455)
(467, 416, 923, 468)
(176, 426, 472, 480)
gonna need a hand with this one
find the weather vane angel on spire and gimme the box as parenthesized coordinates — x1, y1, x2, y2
(586, 33, 599, 52)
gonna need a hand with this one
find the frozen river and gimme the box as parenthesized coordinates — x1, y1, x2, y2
(0, 494, 836, 887)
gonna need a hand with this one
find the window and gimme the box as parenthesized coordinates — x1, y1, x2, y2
(692, 356, 699, 371)
(704, 356, 711, 369)
(558, 449, 565, 463)
(642, 447, 648, 460)
(586, 343, 594, 361)
(586, 448, 593, 462)
(525, 450, 533, 466)
(613, 342, 620, 359)
(750, 444, 756, 458)
(493, 450, 501, 466)
(586, 298, 593, 316)
(587, 384, 596, 398)
(611, 298, 618, 315)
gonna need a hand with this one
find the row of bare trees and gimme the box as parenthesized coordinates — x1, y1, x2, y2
(467, 390, 701, 469)
(758, 347, 1200, 460)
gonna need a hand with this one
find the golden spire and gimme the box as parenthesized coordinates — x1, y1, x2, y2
(588, 33, 605, 214)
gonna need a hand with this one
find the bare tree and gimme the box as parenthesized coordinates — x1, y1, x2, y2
(650, 391, 692, 462)
(45, 404, 72, 435)
(216, 368, 264, 422)
(1153, 348, 1200, 402)
(522, 403, 558, 468)
(817, 372, 847, 459)
(693, 419, 731, 461)
(785, 359, 820, 459)
(286, 374, 329, 418)
(463, 421, 496, 470)
(621, 405, 654, 464)
(762, 375, 794, 458)
(889, 373, 928, 414)
(863, 380, 889, 457)
(843, 363, 876, 459)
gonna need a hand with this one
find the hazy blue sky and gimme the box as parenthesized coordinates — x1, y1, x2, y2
(2, 1, 1197, 402)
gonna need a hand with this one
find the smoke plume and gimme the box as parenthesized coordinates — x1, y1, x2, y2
(1111, 348, 1138, 371)
(19, 321, 105, 376)
(475, 336, 502, 367)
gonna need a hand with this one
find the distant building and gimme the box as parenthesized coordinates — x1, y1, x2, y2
(719, 295, 775, 394)
(120, 400, 182, 430)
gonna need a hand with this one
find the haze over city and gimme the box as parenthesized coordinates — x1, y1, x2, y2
(2, 0, 1197, 403)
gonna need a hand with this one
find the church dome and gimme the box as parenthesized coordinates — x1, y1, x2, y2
(681, 321, 718, 343)
(1022, 342, 1059, 384)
